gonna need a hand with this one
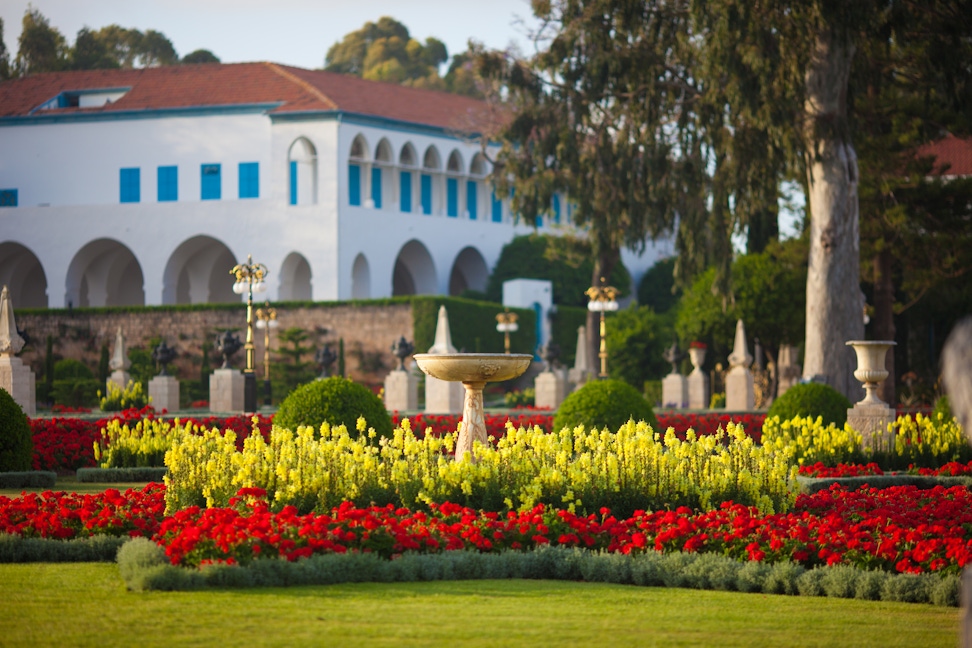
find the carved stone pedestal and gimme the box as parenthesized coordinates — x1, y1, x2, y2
(149, 375, 180, 413)
(384, 369, 418, 412)
(210, 368, 244, 413)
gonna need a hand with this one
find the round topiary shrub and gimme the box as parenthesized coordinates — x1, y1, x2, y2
(0, 387, 33, 472)
(767, 382, 852, 427)
(553, 379, 660, 433)
(274, 377, 393, 439)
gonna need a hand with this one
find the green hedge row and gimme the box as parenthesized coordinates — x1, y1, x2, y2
(0, 534, 126, 563)
(76, 467, 168, 483)
(116, 539, 960, 606)
(0, 472, 57, 489)
(796, 474, 972, 494)
(411, 296, 536, 356)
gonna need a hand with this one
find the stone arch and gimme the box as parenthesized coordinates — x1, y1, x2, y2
(288, 136, 318, 206)
(392, 239, 437, 296)
(448, 246, 489, 296)
(0, 242, 48, 308)
(279, 252, 312, 301)
(66, 239, 144, 308)
(162, 235, 237, 305)
(351, 253, 371, 299)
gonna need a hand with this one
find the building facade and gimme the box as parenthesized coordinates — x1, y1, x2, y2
(0, 62, 669, 310)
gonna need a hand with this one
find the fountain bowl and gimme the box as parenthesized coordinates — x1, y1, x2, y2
(413, 353, 533, 384)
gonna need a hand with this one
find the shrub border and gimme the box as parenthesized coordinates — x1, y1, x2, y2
(114, 539, 960, 606)
(0, 471, 57, 489)
(76, 467, 168, 483)
(796, 474, 972, 494)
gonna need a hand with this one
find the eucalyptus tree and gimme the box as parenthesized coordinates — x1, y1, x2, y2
(477, 0, 714, 366)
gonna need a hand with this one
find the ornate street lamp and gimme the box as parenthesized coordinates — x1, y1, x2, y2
(230, 255, 267, 412)
(255, 301, 278, 406)
(495, 308, 519, 354)
(585, 278, 619, 378)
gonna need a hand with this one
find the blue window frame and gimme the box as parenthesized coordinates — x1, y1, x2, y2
(238, 162, 259, 199)
(420, 174, 432, 215)
(120, 167, 140, 203)
(371, 167, 382, 208)
(349, 164, 361, 206)
(157, 166, 177, 202)
(201, 164, 221, 200)
(400, 171, 412, 212)
(466, 181, 477, 220)
(491, 190, 503, 222)
(289, 161, 297, 205)
(446, 178, 458, 217)
(0, 189, 18, 207)
(553, 194, 561, 224)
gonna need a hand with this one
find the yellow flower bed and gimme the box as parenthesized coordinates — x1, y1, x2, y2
(163, 419, 797, 516)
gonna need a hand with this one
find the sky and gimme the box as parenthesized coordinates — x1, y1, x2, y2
(0, 0, 543, 70)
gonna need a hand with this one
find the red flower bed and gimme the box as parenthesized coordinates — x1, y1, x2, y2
(5, 482, 955, 575)
(30, 410, 273, 473)
(911, 461, 972, 476)
(0, 483, 166, 539)
(798, 462, 885, 478)
(655, 413, 766, 441)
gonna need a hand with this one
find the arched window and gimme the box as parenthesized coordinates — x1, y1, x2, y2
(468, 154, 488, 221)
(399, 144, 417, 213)
(288, 137, 318, 206)
(348, 135, 369, 207)
(421, 146, 442, 216)
(445, 150, 464, 218)
(374, 139, 395, 210)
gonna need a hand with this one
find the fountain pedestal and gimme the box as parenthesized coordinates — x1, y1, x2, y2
(414, 353, 532, 461)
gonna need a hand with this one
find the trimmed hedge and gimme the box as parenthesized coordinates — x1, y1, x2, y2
(552, 379, 660, 433)
(0, 534, 125, 563)
(76, 467, 168, 483)
(0, 471, 56, 489)
(274, 377, 394, 438)
(796, 474, 972, 494)
(411, 296, 535, 356)
(0, 388, 33, 472)
(768, 382, 852, 427)
(115, 539, 960, 606)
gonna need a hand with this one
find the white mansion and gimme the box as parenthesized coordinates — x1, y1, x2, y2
(0, 62, 669, 309)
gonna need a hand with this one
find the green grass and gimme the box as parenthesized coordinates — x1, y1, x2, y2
(0, 476, 151, 497)
(0, 563, 958, 647)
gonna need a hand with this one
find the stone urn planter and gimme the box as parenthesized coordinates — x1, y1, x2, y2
(688, 346, 706, 375)
(846, 340, 896, 405)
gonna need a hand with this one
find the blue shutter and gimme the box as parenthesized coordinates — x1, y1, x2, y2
(421, 174, 432, 215)
(239, 162, 259, 199)
(157, 166, 177, 202)
(120, 168, 140, 203)
(0, 189, 18, 207)
(371, 167, 382, 208)
(553, 194, 561, 223)
(446, 178, 458, 217)
(400, 171, 412, 212)
(201, 164, 221, 200)
(491, 191, 502, 222)
(289, 161, 297, 205)
(466, 181, 477, 220)
(349, 164, 361, 206)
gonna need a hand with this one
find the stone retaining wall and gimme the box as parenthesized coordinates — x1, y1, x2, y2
(17, 303, 414, 388)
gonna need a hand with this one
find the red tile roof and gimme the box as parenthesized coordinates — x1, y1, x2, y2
(916, 133, 972, 177)
(0, 62, 495, 133)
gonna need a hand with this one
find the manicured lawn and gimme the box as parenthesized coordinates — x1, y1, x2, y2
(0, 563, 958, 647)
(0, 476, 151, 497)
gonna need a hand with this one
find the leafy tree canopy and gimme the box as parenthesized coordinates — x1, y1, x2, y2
(485, 234, 629, 308)
(181, 49, 220, 65)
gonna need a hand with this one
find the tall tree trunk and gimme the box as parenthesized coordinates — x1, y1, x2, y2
(873, 248, 896, 405)
(801, 28, 865, 401)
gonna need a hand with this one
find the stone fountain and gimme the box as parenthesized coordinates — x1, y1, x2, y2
(413, 352, 532, 461)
